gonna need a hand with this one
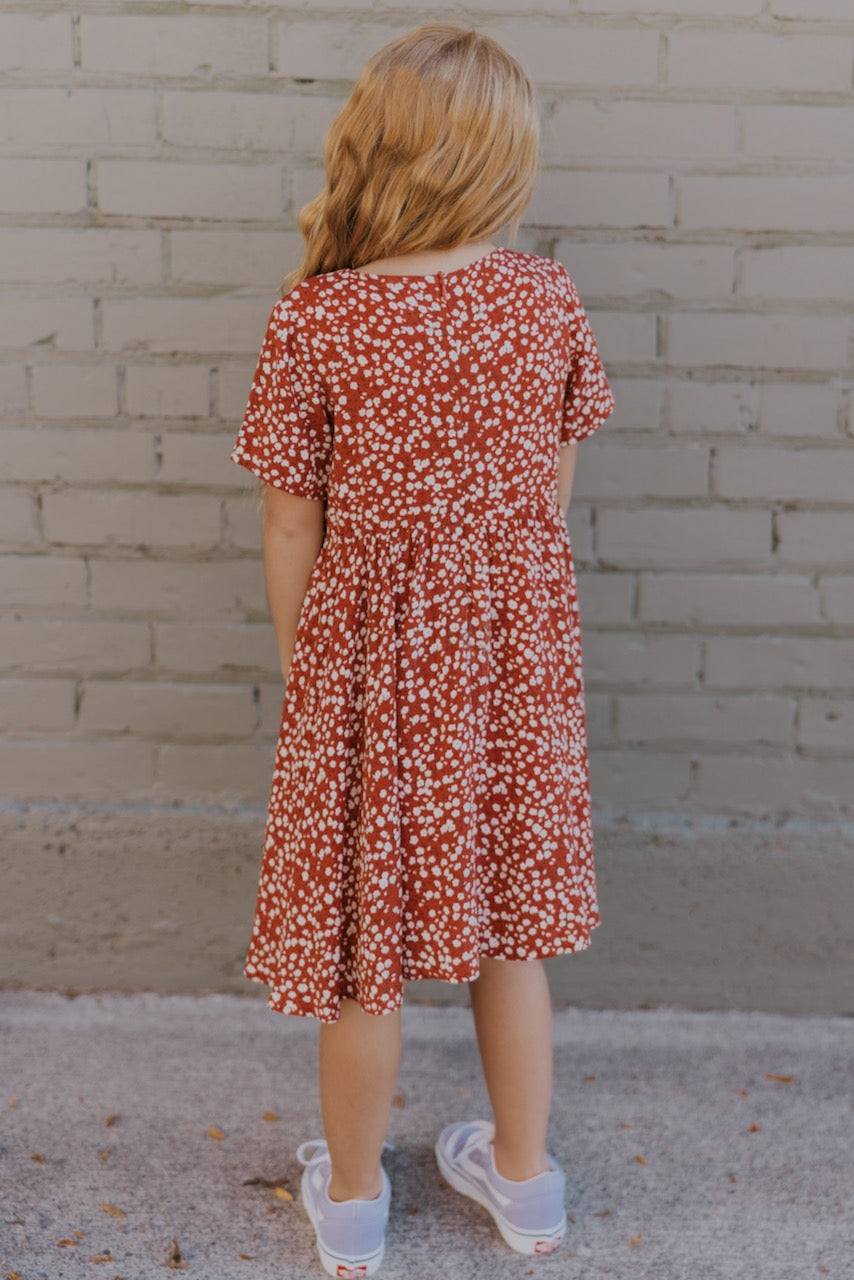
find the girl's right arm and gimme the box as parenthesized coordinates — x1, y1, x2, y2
(261, 485, 326, 682)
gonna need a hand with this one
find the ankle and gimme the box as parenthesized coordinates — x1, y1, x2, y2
(491, 1141, 551, 1182)
(327, 1171, 384, 1203)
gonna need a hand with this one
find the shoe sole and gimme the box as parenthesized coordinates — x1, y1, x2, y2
(435, 1134, 566, 1256)
(301, 1176, 386, 1278)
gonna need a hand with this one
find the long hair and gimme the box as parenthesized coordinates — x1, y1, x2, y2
(280, 24, 540, 296)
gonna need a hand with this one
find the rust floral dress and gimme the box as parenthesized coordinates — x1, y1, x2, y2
(230, 246, 615, 1023)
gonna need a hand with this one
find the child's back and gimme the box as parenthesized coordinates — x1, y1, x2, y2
(231, 242, 614, 1024)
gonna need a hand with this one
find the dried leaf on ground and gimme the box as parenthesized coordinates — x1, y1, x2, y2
(628, 1232, 643, 1247)
(89, 1253, 115, 1263)
(584, 1074, 596, 1081)
(28, 1152, 45, 1162)
(243, 1174, 291, 1188)
(56, 1238, 79, 1247)
(8, 1097, 18, 1109)
(393, 1092, 406, 1108)
(634, 1154, 647, 1165)
(99, 1202, 126, 1218)
(749, 1122, 761, 1132)
(735, 1088, 749, 1097)
(594, 1209, 611, 1218)
(99, 1148, 111, 1161)
(239, 1255, 255, 1261)
(104, 1114, 119, 1127)
(274, 1186, 294, 1202)
(263, 1111, 281, 1122)
(207, 1126, 226, 1140)
(764, 1072, 795, 1084)
(165, 1238, 189, 1270)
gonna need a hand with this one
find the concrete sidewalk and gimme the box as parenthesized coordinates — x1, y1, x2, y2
(1, 992, 851, 1280)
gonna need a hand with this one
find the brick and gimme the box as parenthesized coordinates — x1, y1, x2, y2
(798, 699, 854, 752)
(602, 379, 661, 433)
(705, 637, 854, 690)
(218, 361, 258, 418)
(574, 572, 636, 626)
(0, 89, 156, 151)
(460, 22, 661, 86)
(583, 310, 655, 365)
(0, 299, 94, 350)
(668, 32, 851, 92)
(639, 572, 820, 629)
(98, 161, 282, 221)
(695, 756, 853, 822)
(0, 621, 150, 675)
(32, 366, 118, 419)
(42, 491, 221, 551)
(564, 505, 595, 565)
(155, 743, 272, 804)
(743, 106, 854, 163)
(0, 229, 162, 286)
(583, 693, 613, 748)
(0, 556, 87, 609)
(223, 494, 265, 552)
(0, 364, 26, 414)
(598, 508, 772, 569)
(0, 160, 86, 214)
(101, 297, 273, 355)
(0, 741, 156, 801)
(0, 430, 154, 485)
(583, 0, 760, 10)
(169, 230, 302, 287)
(159, 434, 245, 487)
(581, 633, 700, 688)
(679, 176, 854, 234)
(617, 693, 795, 746)
(0, 13, 72, 71)
(769, 0, 853, 16)
(741, 248, 854, 303)
(666, 382, 758, 435)
(162, 92, 298, 152)
(89, 559, 267, 620)
(573, 443, 709, 500)
(588, 749, 692, 807)
(0, 680, 76, 732)
(714, 446, 854, 502)
(125, 366, 210, 419)
(776, 512, 854, 568)
(561, 243, 735, 303)
(80, 15, 268, 77)
(78, 682, 252, 737)
(546, 102, 736, 161)
(820, 577, 854, 626)
(529, 170, 670, 230)
(258, 681, 287, 736)
(155, 622, 279, 677)
(0, 490, 40, 549)
(665, 314, 846, 373)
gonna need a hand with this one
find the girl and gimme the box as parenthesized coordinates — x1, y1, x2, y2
(230, 23, 614, 1279)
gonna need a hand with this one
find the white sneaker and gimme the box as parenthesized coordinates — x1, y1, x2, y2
(435, 1119, 567, 1255)
(296, 1139, 394, 1278)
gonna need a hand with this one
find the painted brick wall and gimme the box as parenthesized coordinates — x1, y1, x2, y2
(1, 2, 852, 823)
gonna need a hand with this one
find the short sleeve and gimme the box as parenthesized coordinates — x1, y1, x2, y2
(558, 266, 616, 445)
(230, 299, 333, 500)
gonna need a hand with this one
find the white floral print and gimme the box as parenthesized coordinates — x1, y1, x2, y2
(231, 247, 615, 1023)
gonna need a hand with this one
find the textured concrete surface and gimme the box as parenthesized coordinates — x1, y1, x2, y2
(3, 804, 853, 1015)
(1, 991, 851, 1280)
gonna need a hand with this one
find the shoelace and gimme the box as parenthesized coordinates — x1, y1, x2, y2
(296, 1138, 397, 1167)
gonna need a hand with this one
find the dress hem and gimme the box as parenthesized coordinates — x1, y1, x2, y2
(243, 917, 602, 1024)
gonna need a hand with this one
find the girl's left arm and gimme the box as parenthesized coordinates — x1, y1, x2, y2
(557, 440, 579, 516)
(262, 485, 326, 682)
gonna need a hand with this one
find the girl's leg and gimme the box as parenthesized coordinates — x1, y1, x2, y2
(318, 998, 402, 1202)
(468, 956, 554, 1180)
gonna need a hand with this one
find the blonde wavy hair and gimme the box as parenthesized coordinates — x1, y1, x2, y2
(280, 23, 540, 296)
